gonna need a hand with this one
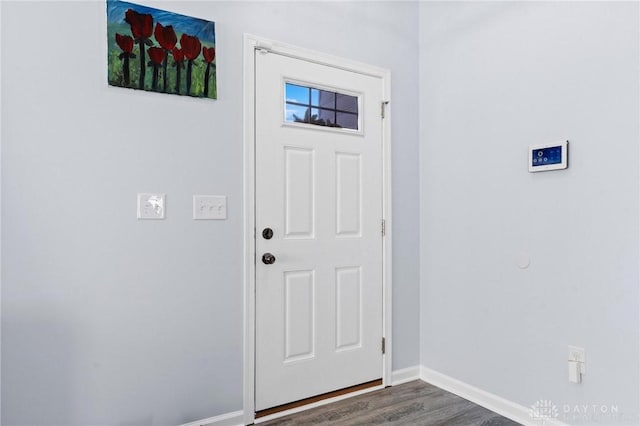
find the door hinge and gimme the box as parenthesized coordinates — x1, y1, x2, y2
(382, 337, 386, 354)
(381, 219, 386, 237)
(255, 40, 272, 55)
(381, 101, 390, 119)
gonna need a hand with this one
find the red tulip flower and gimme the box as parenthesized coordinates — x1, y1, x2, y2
(154, 23, 177, 51)
(116, 33, 134, 54)
(154, 23, 177, 92)
(148, 47, 165, 65)
(172, 48, 184, 63)
(172, 47, 185, 94)
(125, 9, 153, 40)
(180, 34, 201, 61)
(147, 47, 165, 91)
(202, 47, 216, 97)
(115, 33, 136, 86)
(124, 9, 153, 89)
(202, 47, 215, 63)
(180, 34, 201, 95)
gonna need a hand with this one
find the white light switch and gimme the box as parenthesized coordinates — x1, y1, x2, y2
(137, 193, 165, 219)
(193, 195, 227, 220)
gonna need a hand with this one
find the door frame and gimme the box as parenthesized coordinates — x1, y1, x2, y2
(242, 34, 392, 424)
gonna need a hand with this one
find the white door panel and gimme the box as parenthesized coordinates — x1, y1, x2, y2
(284, 147, 315, 238)
(336, 153, 362, 237)
(255, 51, 383, 411)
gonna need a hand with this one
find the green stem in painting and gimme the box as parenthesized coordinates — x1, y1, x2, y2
(203, 63, 211, 98)
(123, 56, 130, 86)
(138, 40, 146, 89)
(162, 54, 168, 92)
(186, 60, 193, 95)
(152, 65, 159, 91)
(175, 64, 182, 94)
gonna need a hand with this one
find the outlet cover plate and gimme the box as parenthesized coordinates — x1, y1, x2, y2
(193, 195, 227, 220)
(568, 345, 585, 374)
(137, 193, 165, 219)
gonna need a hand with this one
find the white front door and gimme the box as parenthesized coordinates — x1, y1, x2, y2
(255, 49, 385, 411)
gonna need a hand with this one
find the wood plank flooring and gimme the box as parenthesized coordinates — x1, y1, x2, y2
(259, 380, 522, 426)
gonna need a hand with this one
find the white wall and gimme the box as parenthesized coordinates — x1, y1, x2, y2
(0, 2, 3, 424)
(420, 2, 639, 425)
(0, 1, 420, 425)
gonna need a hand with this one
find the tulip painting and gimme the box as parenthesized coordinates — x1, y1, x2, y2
(107, 0, 217, 99)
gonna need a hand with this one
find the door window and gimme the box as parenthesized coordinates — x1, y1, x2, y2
(285, 82, 359, 131)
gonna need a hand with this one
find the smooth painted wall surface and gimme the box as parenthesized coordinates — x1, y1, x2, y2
(420, 2, 639, 425)
(1, 1, 420, 425)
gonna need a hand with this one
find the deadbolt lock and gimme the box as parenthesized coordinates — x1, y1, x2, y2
(262, 228, 274, 240)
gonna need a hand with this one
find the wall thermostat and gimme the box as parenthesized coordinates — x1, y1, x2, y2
(529, 140, 568, 172)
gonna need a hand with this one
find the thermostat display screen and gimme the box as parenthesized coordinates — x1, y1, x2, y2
(532, 146, 562, 167)
(528, 141, 568, 172)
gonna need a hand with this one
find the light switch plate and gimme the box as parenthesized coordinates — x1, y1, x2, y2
(137, 193, 165, 219)
(193, 195, 227, 220)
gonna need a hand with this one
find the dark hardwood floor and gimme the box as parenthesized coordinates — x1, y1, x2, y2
(259, 380, 522, 426)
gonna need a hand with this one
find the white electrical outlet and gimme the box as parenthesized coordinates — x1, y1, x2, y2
(137, 193, 165, 219)
(193, 195, 227, 220)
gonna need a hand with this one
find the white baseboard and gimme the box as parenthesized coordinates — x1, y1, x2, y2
(420, 366, 568, 426)
(391, 365, 421, 386)
(179, 410, 244, 426)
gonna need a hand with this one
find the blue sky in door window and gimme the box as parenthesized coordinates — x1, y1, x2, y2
(286, 84, 308, 104)
(311, 89, 320, 106)
(285, 84, 308, 121)
(287, 104, 308, 121)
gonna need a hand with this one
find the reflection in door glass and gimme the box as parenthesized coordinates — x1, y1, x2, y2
(285, 83, 359, 130)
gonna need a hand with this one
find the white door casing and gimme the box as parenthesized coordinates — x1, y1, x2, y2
(255, 50, 383, 411)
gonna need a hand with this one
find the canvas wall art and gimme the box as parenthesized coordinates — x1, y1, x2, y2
(107, 0, 216, 99)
